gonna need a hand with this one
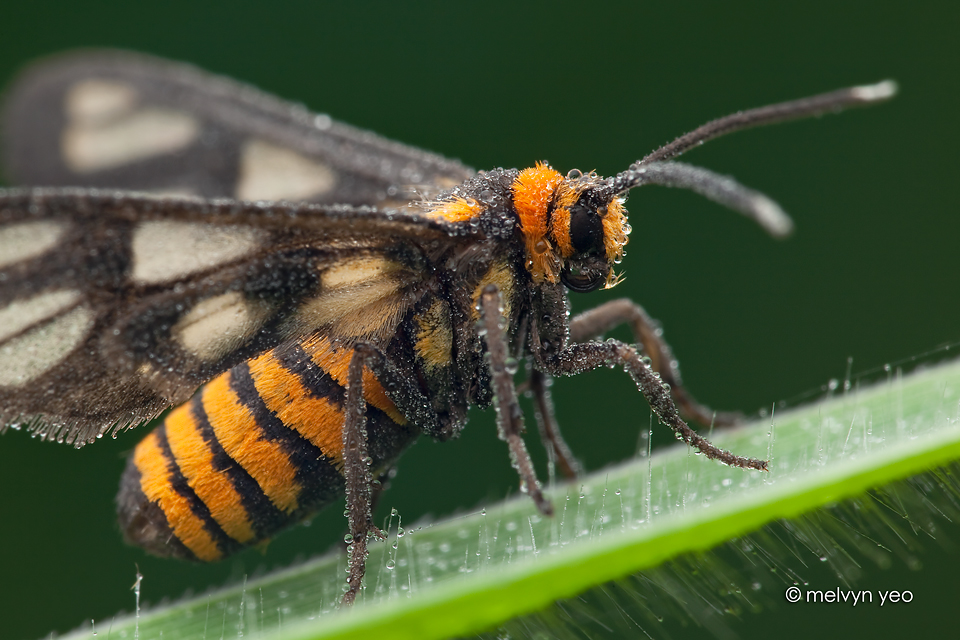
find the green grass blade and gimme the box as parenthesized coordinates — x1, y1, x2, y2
(61, 358, 960, 640)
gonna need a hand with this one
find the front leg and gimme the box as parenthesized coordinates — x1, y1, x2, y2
(536, 337, 767, 471)
(526, 297, 737, 480)
(569, 299, 740, 427)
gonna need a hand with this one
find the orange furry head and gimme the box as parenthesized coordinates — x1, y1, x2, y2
(512, 163, 630, 288)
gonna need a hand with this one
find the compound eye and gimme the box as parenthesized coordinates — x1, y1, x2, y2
(569, 196, 605, 256)
(560, 259, 609, 293)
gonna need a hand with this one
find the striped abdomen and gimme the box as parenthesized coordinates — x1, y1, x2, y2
(117, 336, 417, 562)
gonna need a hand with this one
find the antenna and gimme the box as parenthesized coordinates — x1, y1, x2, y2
(600, 81, 898, 237)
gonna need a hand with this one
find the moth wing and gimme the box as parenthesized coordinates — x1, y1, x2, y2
(0, 188, 455, 445)
(1, 49, 474, 204)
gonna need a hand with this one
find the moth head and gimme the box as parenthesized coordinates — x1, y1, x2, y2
(512, 163, 628, 293)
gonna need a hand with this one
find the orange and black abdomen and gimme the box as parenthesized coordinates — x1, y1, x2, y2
(117, 339, 417, 562)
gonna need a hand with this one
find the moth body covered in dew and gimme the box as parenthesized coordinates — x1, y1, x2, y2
(0, 51, 896, 603)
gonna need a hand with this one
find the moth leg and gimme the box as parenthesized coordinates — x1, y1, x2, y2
(569, 299, 741, 427)
(340, 341, 446, 605)
(537, 338, 767, 471)
(528, 367, 583, 479)
(479, 285, 553, 516)
(341, 345, 377, 607)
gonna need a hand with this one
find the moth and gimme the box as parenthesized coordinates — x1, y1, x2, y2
(0, 50, 895, 604)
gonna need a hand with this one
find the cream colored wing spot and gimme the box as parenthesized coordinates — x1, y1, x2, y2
(65, 79, 139, 124)
(291, 257, 408, 340)
(321, 257, 399, 289)
(172, 291, 273, 362)
(0, 221, 66, 269)
(63, 92, 201, 172)
(0, 305, 94, 387)
(299, 278, 400, 329)
(329, 291, 407, 341)
(236, 139, 337, 202)
(0, 290, 82, 343)
(131, 221, 264, 284)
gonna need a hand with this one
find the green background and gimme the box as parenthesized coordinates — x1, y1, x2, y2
(0, 1, 957, 638)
